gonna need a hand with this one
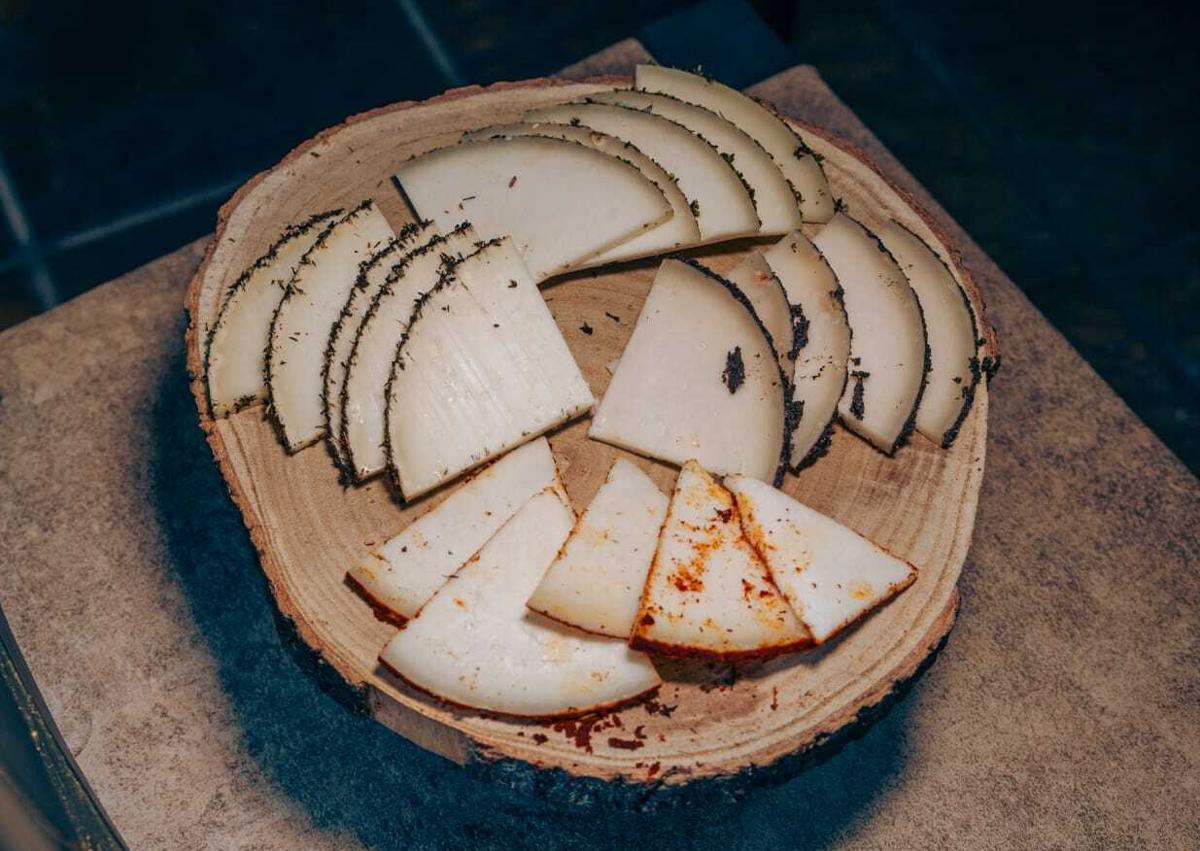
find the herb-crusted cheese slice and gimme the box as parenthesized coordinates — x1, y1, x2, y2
(636, 64, 834, 223)
(385, 238, 594, 499)
(727, 475, 917, 643)
(461, 122, 699, 265)
(267, 201, 397, 452)
(724, 252, 797, 365)
(205, 209, 341, 418)
(340, 225, 478, 481)
(349, 437, 562, 620)
(812, 213, 928, 455)
(526, 458, 669, 639)
(393, 135, 671, 281)
(524, 101, 759, 245)
(631, 461, 810, 659)
(379, 488, 662, 719)
(589, 258, 792, 484)
(764, 231, 852, 468)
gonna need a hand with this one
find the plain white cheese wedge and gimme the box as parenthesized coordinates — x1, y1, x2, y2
(764, 231, 852, 468)
(877, 220, 981, 447)
(631, 461, 810, 659)
(379, 488, 662, 718)
(586, 89, 801, 234)
(461, 122, 699, 264)
(727, 475, 917, 643)
(393, 135, 671, 281)
(348, 437, 561, 620)
(205, 210, 341, 417)
(385, 238, 594, 499)
(267, 201, 397, 452)
(323, 221, 435, 474)
(341, 225, 478, 481)
(636, 64, 834, 223)
(812, 213, 927, 454)
(526, 458, 669, 639)
(724, 252, 796, 365)
(589, 258, 791, 483)
(524, 101, 759, 244)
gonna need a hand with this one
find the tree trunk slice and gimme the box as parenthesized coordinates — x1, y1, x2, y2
(184, 77, 991, 792)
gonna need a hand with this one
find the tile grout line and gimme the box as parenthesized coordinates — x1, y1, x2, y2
(390, 0, 465, 87)
(0, 148, 58, 310)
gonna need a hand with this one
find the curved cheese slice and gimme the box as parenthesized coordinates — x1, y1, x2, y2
(727, 475, 917, 643)
(349, 437, 561, 620)
(636, 64, 834, 223)
(589, 258, 792, 484)
(385, 238, 594, 499)
(631, 462, 810, 660)
(724, 252, 797, 364)
(267, 201, 397, 452)
(526, 458, 669, 638)
(379, 489, 662, 718)
(205, 209, 341, 417)
(812, 214, 927, 454)
(393, 136, 671, 281)
(586, 89, 801, 234)
(461, 122, 699, 264)
(524, 101, 759, 244)
(340, 225, 478, 481)
(323, 221, 434, 475)
(764, 231, 852, 468)
(878, 220, 981, 448)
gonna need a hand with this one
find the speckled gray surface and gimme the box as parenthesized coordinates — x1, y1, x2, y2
(1, 42, 1198, 850)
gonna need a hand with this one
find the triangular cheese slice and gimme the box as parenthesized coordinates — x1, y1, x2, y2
(379, 489, 662, 718)
(726, 475, 917, 643)
(631, 461, 810, 660)
(348, 437, 562, 621)
(526, 458, 669, 638)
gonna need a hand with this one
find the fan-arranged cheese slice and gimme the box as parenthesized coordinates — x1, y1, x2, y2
(205, 210, 341, 417)
(393, 136, 671, 281)
(877, 220, 981, 448)
(526, 458, 669, 638)
(724, 252, 797, 364)
(379, 488, 662, 718)
(764, 231, 852, 468)
(385, 238, 594, 499)
(812, 214, 928, 454)
(524, 101, 759, 245)
(726, 475, 917, 643)
(323, 221, 434, 475)
(340, 225, 478, 481)
(636, 64, 834, 223)
(589, 258, 793, 484)
(586, 89, 801, 234)
(631, 461, 810, 659)
(348, 437, 561, 620)
(461, 122, 699, 264)
(267, 201, 397, 452)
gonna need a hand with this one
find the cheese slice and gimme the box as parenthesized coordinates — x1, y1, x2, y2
(877, 220, 981, 448)
(393, 135, 671, 281)
(267, 201, 397, 452)
(349, 437, 561, 620)
(727, 475, 917, 643)
(526, 458, 669, 638)
(385, 238, 594, 499)
(379, 488, 662, 718)
(764, 231, 852, 468)
(524, 101, 759, 244)
(205, 210, 341, 417)
(340, 225, 478, 481)
(461, 122, 699, 264)
(631, 461, 810, 659)
(724, 252, 797, 364)
(812, 214, 928, 454)
(586, 89, 801, 234)
(636, 65, 834, 223)
(589, 258, 792, 484)
(323, 221, 435, 475)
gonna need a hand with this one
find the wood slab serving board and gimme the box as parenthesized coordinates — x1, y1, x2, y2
(184, 76, 993, 788)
